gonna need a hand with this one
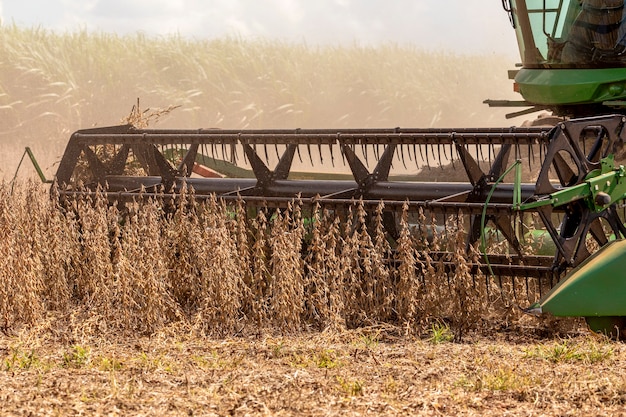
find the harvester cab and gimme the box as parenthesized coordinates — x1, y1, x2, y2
(493, 0, 626, 119)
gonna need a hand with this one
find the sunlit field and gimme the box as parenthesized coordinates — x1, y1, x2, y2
(0, 25, 614, 416)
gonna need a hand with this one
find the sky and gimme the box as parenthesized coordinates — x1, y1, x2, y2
(0, 1, 519, 57)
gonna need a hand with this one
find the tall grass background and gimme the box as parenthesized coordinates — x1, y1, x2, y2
(0, 24, 521, 181)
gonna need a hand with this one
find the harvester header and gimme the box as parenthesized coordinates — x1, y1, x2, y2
(37, 1, 626, 337)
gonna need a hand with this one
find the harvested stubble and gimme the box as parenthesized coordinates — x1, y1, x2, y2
(0, 329, 622, 416)
(0, 180, 558, 339)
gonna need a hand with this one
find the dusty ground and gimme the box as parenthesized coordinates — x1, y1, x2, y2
(1, 320, 625, 416)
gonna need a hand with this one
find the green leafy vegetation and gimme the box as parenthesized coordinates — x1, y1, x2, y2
(523, 338, 614, 364)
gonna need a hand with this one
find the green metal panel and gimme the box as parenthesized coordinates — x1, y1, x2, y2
(584, 316, 625, 337)
(515, 68, 626, 105)
(525, 230, 556, 256)
(535, 239, 626, 316)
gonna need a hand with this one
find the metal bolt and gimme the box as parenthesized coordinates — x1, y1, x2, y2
(595, 192, 611, 207)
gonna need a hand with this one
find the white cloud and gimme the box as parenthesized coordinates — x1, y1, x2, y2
(1, 0, 519, 55)
(268, 0, 305, 24)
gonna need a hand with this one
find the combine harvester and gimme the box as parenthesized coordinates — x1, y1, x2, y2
(51, 1, 626, 336)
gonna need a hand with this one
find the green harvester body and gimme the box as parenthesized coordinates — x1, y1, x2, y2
(516, 68, 626, 108)
(529, 239, 626, 316)
(496, 1, 626, 333)
(497, 1, 626, 118)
